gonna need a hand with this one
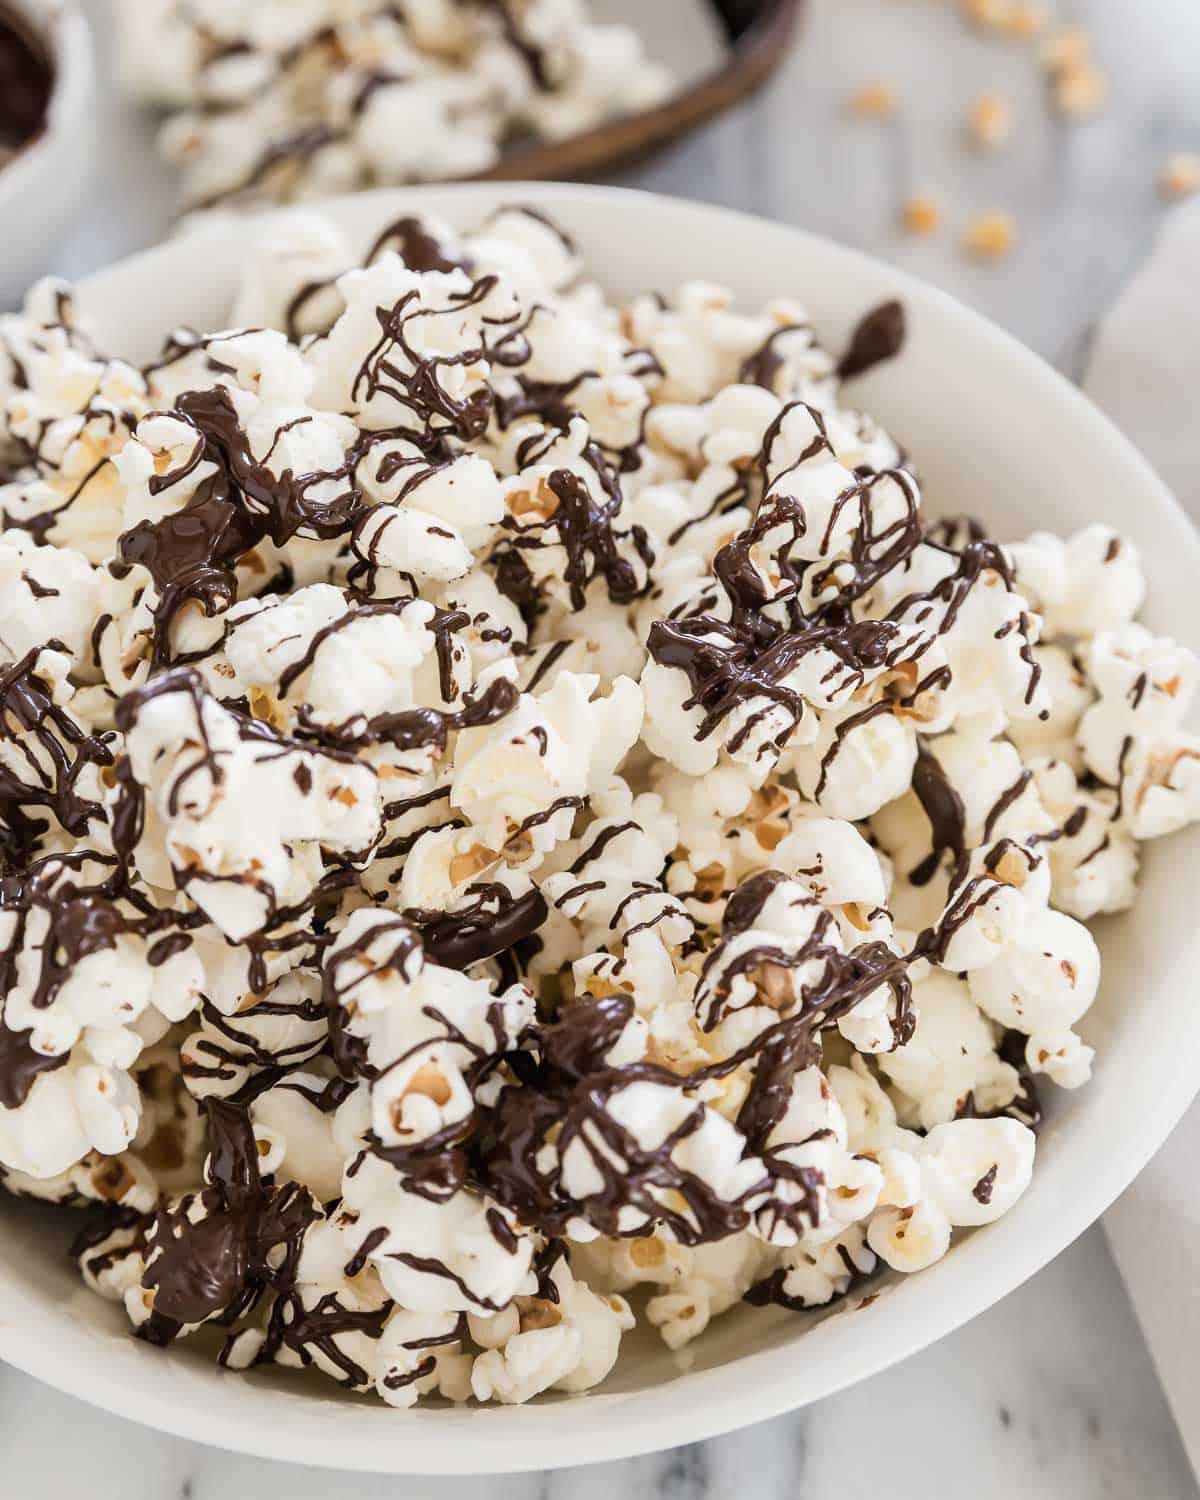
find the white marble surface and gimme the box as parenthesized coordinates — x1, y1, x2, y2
(4, 0, 1200, 1495)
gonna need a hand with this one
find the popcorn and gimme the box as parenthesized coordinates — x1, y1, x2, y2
(1008, 525, 1145, 638)
(967, 908, 1101, 1077)
(749, 1224, 876, 1310)
(867, 1118, 1035, 1273)
(116, 669, 382, 941)
(1031, 758, 1138, 920)
(876, 970, 1022, 1129)
(2, 202, 1196, 1408)
(340, 1154, 536, 1316)
(114, 1, 673, 210)
(0, 1056, 141, 1180)
(377, 1309, 472, 1409)
(469, 1259, 634, 1403)
(0, 532, 103, 670)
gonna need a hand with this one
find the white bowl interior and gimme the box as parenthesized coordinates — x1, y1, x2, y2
(1, 184, 1198, 1473)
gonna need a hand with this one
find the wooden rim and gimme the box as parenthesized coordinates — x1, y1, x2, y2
(478, 0, 806, 183)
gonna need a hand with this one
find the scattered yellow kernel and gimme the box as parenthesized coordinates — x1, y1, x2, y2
(962, 0, 1046, 37)
(1054, 62, 1109, 119)
(1039, 25, 1091, 74)
(848, 82, 898, 120)
(1159, 152, 1200, 201)
(964, 211, 1017, 260)
(960, 0, 1008, 29)
(1002, 3, 1047, 39)
(968, 93, 1013, 149)
(901, 193, 942, 236)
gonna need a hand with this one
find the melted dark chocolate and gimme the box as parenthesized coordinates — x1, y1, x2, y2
(114, 384, 369, 667)
(836, 301, 906, 382)
(0, 4, 52, 158)
(909, 742, 966, 887)
(0, 650, 115, 858)
(406, 885, 548, 971)
(0, 1012, 67, 1110)
(140, 1099, 317, 1334)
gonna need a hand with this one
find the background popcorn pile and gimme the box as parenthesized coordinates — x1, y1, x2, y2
(114, 0, 675, 209)
(0, 203, 1197, 1407)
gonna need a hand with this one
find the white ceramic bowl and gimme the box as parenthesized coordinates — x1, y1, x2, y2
(1, 183, 1198, 1474)
(0, 0, 94, 309)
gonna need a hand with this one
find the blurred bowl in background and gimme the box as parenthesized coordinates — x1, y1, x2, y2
(0, 0, 94, 310)
(480, 0, 805, 183)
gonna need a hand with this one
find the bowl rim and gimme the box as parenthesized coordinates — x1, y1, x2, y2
(0, 0, 94, 206)
(474, 0, 806, 185)
(2, 181, 1199, 1474)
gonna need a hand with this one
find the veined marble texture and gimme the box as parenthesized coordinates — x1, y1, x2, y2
(3, 2, 1199, 1496)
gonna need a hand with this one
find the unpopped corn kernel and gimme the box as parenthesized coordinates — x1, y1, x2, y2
(1053, 63, 1109, 120)
(1158, 153, 1200, 201)
(849, 82, 898, 120)
(902, 194, 943, 236)
(968, 94, 1013, 150)
(963, 211, 1018, 260)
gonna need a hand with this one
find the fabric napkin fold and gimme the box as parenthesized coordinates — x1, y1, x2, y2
(1087, 201, 1200, 1480)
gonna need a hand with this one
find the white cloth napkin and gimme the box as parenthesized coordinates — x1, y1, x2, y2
(1088, 202, 1200, 1478)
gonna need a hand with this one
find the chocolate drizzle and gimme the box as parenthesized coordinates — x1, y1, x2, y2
(479, 0, 552, 89)
(406, 885, 548, 971)
(740, 323, 810, 392)
(0, 828, 205, 1108)
(646, 414, 924, 754)
(366, 214, 474, 276)
(836, 301, 906, 382)
(972, 1163, 998, 1204)
(0, 1011, 67, 1110)
(321, 885, 548, 1088)
(0, 649, 115, 859)
(140, 1098, 317, 1337)
(649, 407, 1042, 802)
(477, 993, 756, 1245)
(352, 276, 501, 444)
(115, 384, 369, 667)
(493, 438, 654, 618)
(472, 865, 916, 1246)
(194, 123, 342, 212)
(909, 742, 966, 886)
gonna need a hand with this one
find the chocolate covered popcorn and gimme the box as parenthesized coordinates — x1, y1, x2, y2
(1, 202, 1197, 1408)
(115, 0, 674, 210)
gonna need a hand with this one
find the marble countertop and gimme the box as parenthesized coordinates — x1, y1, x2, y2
(4, 1, 1200, 1495)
